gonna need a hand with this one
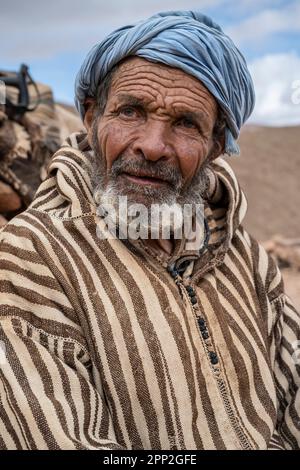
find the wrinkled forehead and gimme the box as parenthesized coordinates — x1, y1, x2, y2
(109, 57, 218, 117)
(113, 56, 193, 79)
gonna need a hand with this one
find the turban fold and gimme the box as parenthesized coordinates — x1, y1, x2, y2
(74, 10, 255, 155)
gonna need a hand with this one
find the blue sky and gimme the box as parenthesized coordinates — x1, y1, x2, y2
(1, 0, 300, 125)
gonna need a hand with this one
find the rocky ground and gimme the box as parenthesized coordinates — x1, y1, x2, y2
(231, 125, 300, 241)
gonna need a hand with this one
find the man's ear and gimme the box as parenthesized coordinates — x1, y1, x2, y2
(207, 132, 225, 163)
(83, 98, 96, 146)
(83, 98, 96, 132)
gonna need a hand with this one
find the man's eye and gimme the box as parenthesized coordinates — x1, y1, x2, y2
(119, 106, 139, 118)
(176, 118, 198, 130)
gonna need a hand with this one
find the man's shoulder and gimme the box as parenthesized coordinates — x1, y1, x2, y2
(0, 206, 69, 283)
(0, 207, 50, 251)
(0, 207, 87, 344)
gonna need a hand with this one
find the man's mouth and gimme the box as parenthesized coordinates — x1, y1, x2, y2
(121, 172, 170, 187)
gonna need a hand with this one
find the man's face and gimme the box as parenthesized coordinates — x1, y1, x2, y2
(86, 57, 220, 208)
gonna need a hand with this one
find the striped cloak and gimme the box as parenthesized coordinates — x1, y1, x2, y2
(0, 132, 299, 449)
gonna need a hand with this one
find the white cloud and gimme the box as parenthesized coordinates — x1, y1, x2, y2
(248, 52, 300, 125)
(226, 1, 300, 46)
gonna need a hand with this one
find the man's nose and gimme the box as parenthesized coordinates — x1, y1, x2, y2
(132, 119, 175, 162)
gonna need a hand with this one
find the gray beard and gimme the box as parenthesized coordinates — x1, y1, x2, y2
(88, 120, 210, 237)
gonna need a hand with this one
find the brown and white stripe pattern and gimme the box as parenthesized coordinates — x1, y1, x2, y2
(0, 132, 299, 449)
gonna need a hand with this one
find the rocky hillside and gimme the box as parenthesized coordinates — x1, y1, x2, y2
(231, 125, 300, 241)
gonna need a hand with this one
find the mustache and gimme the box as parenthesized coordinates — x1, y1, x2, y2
(109, 154, 183, 188)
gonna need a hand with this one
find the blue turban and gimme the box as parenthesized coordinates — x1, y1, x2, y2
(74, 10, 255, 155)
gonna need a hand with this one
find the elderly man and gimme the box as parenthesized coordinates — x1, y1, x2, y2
(0, 10, 299, 450)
